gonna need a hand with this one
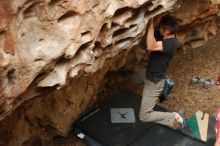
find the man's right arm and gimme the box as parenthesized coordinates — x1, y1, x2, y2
(146, 19, 163, 51)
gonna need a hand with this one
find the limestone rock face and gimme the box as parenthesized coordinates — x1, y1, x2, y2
(173, 0, 220, 49)
(0, 0, 219, 146)
(0, 0, 179, 120)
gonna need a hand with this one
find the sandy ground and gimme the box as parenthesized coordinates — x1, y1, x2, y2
(162, 30, 220, 117)
(48, 29, 220, 146)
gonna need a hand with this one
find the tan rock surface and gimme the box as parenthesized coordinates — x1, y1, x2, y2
(0, 0, 179, 121)
(0, 0, 219, 146)
(174, 0, 220, 49)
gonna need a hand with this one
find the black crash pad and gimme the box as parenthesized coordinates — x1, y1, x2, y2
(74, 90, 214, 146)
(129, 125, 206, 146)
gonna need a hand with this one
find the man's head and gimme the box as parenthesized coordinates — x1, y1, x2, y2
(159, 15, 178, 37)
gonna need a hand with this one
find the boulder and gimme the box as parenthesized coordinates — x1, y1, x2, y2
(0, 0, 219, 145)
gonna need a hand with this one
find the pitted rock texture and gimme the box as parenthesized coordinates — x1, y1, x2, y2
(0, 0, 220, 146)
(0, 0, 179, 121)
(173, 0, 220, 49)
(0, 48, 134, 146)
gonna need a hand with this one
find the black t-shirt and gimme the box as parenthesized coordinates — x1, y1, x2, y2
(146, 38, 179, 83)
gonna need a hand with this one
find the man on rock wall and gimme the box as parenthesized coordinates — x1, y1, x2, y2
(139, 15, 185, 129)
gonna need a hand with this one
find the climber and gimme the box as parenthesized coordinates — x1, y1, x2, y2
(139, 15, 186, 129)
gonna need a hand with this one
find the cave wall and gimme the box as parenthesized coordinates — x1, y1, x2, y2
(0, 0, 180, 121)
(0, 48, 133, 146)
(173, 0, 220, 49)
(0, 0, 219, 146)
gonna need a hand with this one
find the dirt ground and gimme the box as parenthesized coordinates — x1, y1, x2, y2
(162, 30, 220, 118)
(49, 28, 220, 146)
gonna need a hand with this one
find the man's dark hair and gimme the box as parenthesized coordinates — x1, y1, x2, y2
(159, 15, 178, 35)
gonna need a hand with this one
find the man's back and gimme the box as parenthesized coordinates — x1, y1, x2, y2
(146, 38, 179, 83)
